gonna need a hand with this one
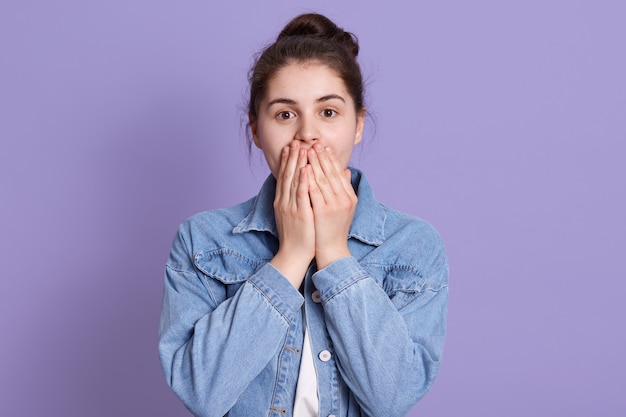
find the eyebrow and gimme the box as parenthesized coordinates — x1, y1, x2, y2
(317, 94, 346, 103)
(266, 94, 346, 108)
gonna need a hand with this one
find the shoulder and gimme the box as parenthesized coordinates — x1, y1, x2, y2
(181, 198, 254, 239)
(382, 205, 445, 254)
(167, 197, 256, 267)
(180, 198, 255, 239)
(369, 204, 448, 288)
(350, 168, 448, 291)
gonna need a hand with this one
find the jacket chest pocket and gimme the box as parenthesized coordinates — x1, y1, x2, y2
(363, 264, 428, 310)
(193, 248, 270, 301)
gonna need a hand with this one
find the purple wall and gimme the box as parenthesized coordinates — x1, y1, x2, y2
(1, 1, 624, 415)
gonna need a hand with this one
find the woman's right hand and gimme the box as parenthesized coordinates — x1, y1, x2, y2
(270, 141, 315, 289)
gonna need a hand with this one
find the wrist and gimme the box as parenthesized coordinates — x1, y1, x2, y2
(315, 246, 351, 270)
(270, 250, 312, 288)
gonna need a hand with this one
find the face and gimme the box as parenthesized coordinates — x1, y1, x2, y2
(250, 61, 365, 178)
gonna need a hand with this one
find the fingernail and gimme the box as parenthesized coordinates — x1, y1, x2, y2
(283, 147, 289, 155)
(315, 143, 324, 151)
(325, 146, 333, 153)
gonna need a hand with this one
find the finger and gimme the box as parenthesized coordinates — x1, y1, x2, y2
(342, 168, 355, 195)
(307, 145, 332, 203)
(289, 146, 308, 205)
(319, 145, 354, 195)
(297, 165, 312, 210)
(306, 164, 325, 209)
(308, 144, 342, 200)
(275, 145, 290, 202)
(279, 141, 300, 202)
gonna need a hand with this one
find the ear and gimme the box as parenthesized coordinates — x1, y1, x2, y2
(353, 108, 365, 145)
(249, 114, 261, 149)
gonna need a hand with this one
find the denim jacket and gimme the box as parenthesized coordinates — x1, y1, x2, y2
(159, 168, 448, 417)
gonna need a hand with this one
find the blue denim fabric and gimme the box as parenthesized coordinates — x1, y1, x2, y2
(159, 168, 448, 417)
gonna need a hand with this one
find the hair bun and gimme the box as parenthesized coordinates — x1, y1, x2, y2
(277, 13, 359, 57)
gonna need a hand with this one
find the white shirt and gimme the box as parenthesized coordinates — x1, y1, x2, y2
(293, 311, 319, 417)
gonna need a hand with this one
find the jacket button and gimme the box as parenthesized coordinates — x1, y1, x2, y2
(328, 415, 336, 417)
(312, 291, 322, 303)
(318, 350, 331, 362)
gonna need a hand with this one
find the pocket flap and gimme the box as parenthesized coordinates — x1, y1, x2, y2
(193, 248, 266, 284)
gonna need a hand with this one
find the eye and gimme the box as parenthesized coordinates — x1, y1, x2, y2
(320, 109, 337, 118)
(276, 111, 295, 120)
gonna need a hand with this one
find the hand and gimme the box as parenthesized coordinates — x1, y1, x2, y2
(270, 141, 315, 288)
(306, 143, 357, 269)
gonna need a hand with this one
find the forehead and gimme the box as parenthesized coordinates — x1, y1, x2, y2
(266, 62, 350, 101)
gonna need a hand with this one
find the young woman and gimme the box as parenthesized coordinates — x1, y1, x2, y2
(159, 13, 448, 417)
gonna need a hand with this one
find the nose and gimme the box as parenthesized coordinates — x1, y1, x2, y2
(294, 114, 319, 146)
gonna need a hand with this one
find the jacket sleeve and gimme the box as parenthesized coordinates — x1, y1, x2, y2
(158, 227, 304, 417)
(311, 232, 448, 417)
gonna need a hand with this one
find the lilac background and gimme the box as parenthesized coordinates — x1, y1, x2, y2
(1, 0, 624, 416)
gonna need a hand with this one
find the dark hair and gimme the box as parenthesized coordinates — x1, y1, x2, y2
(246, 13, 364, 143)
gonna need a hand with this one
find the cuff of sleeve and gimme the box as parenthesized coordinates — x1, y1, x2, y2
(247, 263, 304, 321)
(312, 256, 370, 303)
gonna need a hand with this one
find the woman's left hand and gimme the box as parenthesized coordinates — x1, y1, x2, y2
(306, 143, 357, 269)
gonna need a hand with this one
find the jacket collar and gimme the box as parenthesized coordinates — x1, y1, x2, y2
(233, 167, 385, 246)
